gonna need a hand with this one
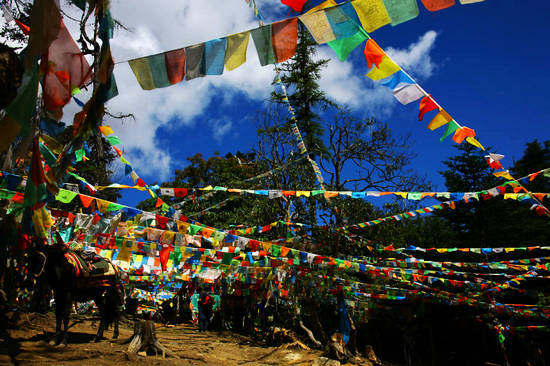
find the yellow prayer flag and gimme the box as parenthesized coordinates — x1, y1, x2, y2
(366, 56, 400, 81)
(32, 206, 54, 238)
(493, 171, 514, 180)
(177, 221, 190, 234)
(299, 10, 336, 44)
(96, 199, 110, 213)
(296, 191, 311, 197)
(427, 109, 452, 130)
(466, 136, 485, 150)
(306, 0, 338, 13)
(225, 31, 250, 71)
(128, 57, 155, 90)
(394, 192, 407, 198)
(99, 125, 114, 136)
(504, 193, 518, 200)
(352, 0, 391, 32)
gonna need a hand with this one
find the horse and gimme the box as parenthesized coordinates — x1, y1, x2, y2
(29, 244, 124, 346)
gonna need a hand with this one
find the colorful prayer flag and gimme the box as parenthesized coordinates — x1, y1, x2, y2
(452, 126, 475, 143)
(185, 44, 205, 80)
(427, 109, 452, 130)
(224, 32, 250, 71)
(364, 39, 385, 69)
(328, 28, 369, 61)
(204, 38, 226, 75)
(24, 138, 48, 207)
(272, 18, 298, 63)
(299, 10, 336, 44)
(352, 0, 391, 32)
(418, 95, 438, 121)
(393, 84, 424, 104)
(382, 0, 419, 26)
(421, 0, 455, 12)
(366, 56, 400, 80)
(440, 120, 459, 141)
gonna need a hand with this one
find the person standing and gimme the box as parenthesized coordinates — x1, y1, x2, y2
(198, 287, 213, 332)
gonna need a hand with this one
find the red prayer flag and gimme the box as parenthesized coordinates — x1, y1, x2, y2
(420, 0, 455, 12)
(79, 194, 94, 207)
(15, 20, 30, 35)
(41, 20, 92, 116)
(281, 0, 307, 12)
(165, 48, 186, 84)
(452, 126, 475, 143)
(272, 18, 298, 63)
(136, 178, 147, 187)
(155, 197, 164, 208)
(418, 95, 438, 121)
(156, 214, 169, 229)
(160, 245, 172, 272)
(174, 188, 188, 198)
(364, 39, 385, 69)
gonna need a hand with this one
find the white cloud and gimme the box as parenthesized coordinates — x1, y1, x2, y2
(385, 30, 438, 80)
(210, 118, 234, 142)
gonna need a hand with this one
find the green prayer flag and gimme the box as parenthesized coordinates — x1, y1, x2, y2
(250, 25, 276, 66)
(407, 192, 422, 200)
(440, 120, 459, 142)
(382, 0, 419, 26)
(271, 245, 281, 257)
(188, 224, 201, 235)
(147, 53, 172, 88)
(106, 202, 124, 211)
(106, 136, 122, 145)
(39, 142, 57, 167)
(55, 189, 78, 203)
(328, 29, 369, 62)
(75, 148, 85, 162)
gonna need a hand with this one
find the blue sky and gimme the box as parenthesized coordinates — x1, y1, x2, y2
(51, 0, 550, 208)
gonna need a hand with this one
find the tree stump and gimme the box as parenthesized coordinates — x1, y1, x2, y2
(124, 320, 178, 358)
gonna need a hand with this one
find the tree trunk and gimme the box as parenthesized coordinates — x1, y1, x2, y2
(124, 320, 178, 358)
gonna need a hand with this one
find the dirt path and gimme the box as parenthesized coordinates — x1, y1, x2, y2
(0, 313, 326, 365)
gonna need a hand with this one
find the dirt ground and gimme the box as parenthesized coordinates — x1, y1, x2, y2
(0, 312, 340, 365)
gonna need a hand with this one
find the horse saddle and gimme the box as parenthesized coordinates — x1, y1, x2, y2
(65, 250, 116, 278)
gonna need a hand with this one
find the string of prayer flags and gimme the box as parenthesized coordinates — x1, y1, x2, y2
(128, 48, 186, 90)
